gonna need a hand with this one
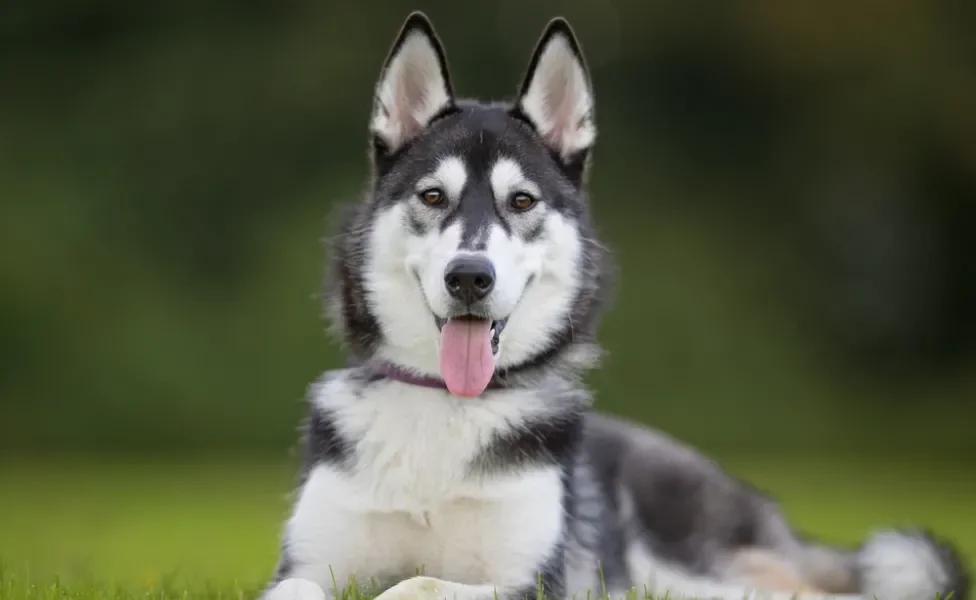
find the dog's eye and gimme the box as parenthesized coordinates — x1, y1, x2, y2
(509, 192, 536, 212)
(419, 188, 445, 206)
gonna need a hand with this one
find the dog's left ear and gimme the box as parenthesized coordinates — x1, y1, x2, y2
(370, 12, 455, 157)
(514, 18, 595, 165)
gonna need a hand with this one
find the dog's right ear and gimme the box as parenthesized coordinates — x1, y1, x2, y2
(369, 12, 455, 158)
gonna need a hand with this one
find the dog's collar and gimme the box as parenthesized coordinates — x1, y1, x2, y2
(365, 360, 507, 393)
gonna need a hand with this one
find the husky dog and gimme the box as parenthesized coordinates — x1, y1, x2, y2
(263, 12, 970, 600)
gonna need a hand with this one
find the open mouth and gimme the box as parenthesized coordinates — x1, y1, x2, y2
(434, 315, 508, 397)
(435, 315, 507, 355)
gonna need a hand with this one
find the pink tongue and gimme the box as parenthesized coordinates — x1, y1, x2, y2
(438, 318, 495, 397)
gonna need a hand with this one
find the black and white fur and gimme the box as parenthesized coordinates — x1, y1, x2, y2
(263, 12, 971, 600)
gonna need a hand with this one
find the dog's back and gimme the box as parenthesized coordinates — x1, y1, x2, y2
(583, 413, 970, 600)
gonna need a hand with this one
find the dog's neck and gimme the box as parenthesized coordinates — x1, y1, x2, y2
(364, 360, 508, 393)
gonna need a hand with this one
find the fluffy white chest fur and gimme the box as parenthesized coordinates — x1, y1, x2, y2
(282, 375, 565, 592)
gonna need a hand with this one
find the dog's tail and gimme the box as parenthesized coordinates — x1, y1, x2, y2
(590, 414, 971, 600)
(786, 527, 970, 600)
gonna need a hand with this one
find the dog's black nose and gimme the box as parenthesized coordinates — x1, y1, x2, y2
(444, 255, 495, 303)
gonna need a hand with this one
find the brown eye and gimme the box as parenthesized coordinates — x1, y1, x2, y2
(420, 188, 445, 206)
(510, 192, 536, 211)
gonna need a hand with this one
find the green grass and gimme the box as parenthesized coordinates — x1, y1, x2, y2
(0, 457, 974, 599)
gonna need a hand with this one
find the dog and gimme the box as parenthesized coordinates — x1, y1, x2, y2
(261, 12, 970, 600)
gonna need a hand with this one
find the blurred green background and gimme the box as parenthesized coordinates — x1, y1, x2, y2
(1, 0, 974, 592)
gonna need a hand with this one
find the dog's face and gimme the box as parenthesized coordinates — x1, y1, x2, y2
(332, 12, 607, 397)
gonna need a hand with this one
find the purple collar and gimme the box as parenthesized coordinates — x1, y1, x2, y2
(366, 361, 507, 393)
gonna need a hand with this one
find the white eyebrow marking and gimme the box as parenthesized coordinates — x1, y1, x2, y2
(415, 156, 468, 200)
(490, 157, 542, 202)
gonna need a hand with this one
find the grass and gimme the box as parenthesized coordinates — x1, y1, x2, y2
(0, 456, 974, 599)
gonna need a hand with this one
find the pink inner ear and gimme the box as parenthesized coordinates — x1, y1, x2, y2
(546, 125, 566, 150)
(394, 68, 425, 140)
(543, 79, 577, 152)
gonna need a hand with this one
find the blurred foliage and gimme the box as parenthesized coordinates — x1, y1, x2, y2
(1, 1, 974, 458)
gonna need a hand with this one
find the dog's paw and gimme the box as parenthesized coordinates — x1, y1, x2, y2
(373, 576, 449, 600)
(265, 578, 327, 600)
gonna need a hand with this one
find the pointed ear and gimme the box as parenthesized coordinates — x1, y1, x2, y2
(514, 18, 595, 164)
(370, 12, 455, 157)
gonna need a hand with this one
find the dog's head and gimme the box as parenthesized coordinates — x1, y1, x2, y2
(329, 12, 611, 396)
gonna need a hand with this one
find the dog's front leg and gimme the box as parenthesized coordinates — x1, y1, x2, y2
(373, 576, 519, 600)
